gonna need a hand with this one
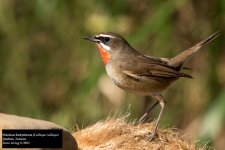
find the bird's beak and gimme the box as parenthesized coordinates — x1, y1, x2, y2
(83, 35, 100, 43)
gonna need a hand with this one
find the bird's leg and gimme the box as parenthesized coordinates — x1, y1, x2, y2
(148, 94, 166, 141)
(137, 100, 159, 124)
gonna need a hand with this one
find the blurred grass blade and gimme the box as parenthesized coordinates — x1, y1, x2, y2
(198, 87, 225, 145)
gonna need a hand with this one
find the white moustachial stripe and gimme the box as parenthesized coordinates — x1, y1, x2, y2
(100, 43, 111, 51)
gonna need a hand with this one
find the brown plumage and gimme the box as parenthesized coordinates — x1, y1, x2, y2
(84, 31, 219, 141)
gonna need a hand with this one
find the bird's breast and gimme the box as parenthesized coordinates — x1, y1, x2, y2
(105, 64, 123, 87)
(105, 64, 149, 95)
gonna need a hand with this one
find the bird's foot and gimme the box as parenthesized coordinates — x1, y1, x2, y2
(147, 132, 158, 142)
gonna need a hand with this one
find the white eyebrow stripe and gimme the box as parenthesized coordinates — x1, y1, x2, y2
(99, 43, 111, 51)
(99, 34, 116, 38)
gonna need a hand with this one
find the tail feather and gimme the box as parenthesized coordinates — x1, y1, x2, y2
(168, 31, 220, 69)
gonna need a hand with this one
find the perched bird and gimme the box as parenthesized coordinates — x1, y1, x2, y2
(84, 31, 219, 141)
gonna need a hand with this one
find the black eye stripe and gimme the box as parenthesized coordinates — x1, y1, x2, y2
(100, 37, 105, 42)
(95, 36, 102, 40)
(95, 36, 111, 43)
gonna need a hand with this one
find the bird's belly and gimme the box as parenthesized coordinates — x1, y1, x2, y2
(105, 65, 174, 95)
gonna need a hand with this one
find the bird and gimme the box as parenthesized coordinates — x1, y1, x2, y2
(83, 31, 219, 141)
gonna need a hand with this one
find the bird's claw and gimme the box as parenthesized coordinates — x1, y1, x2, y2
(147, 132, 157, 142)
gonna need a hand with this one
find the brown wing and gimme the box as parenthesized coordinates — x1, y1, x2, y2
(119, 55, 192, 82)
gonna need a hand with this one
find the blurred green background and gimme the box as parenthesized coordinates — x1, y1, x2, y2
(0, 0, 224, 149)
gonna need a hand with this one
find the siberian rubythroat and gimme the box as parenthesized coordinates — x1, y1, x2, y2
(84, 32, 219, 141)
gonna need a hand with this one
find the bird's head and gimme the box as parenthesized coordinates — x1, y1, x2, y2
(84, 32, 131, 65)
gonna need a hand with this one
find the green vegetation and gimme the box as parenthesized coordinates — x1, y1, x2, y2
(0, 0, 224, 149)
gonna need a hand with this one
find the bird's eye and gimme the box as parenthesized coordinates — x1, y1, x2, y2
(104, 37, 110, 43)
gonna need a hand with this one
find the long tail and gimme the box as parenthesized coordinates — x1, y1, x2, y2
(168, 31, 220, 69)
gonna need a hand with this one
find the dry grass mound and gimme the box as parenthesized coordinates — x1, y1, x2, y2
(73, 117, 203, 150)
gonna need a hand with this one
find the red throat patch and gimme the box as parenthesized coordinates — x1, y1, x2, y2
(96, 44, 111, 65)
